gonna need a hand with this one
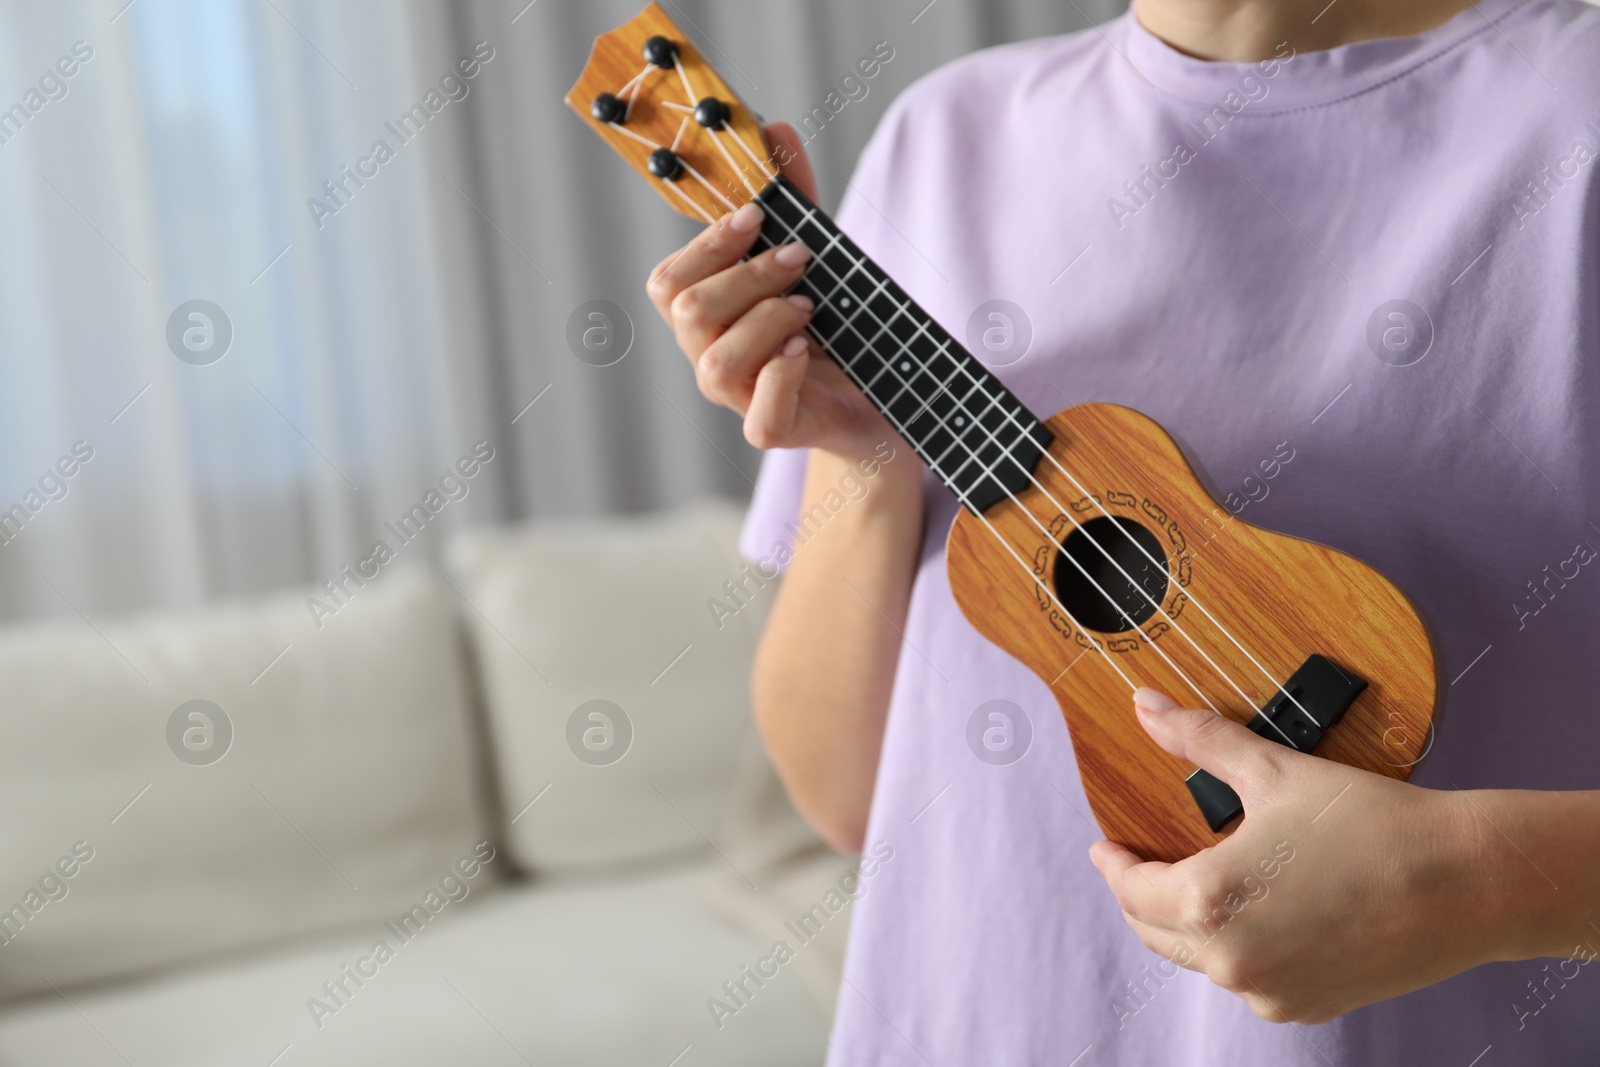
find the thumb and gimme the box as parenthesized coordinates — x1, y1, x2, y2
(763, 121, 819, 202)
(1133, 688, 1289, 801)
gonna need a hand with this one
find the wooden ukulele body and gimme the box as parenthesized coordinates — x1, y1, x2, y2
(946, 403, 1439, 862)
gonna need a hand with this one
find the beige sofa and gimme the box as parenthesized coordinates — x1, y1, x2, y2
(0, 502, 849, 1066)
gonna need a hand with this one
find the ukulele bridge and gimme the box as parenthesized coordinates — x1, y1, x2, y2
(1184, 655, 1368, 832)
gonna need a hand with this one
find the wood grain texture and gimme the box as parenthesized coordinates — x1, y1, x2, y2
(947, 404, 1440, 862)
(565, 3, 771, 223)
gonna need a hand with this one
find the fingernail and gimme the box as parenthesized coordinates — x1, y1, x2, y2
(782, 335, 809, 358)
(775, 243, 810, 269)
(729, 203, 763, 234)
(787, 294, 814, 313)
(1133, 688, 1177, 715)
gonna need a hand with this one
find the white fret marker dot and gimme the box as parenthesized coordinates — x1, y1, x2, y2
(955, 416, 966, 427)
(841, 298, 851, 307)
(900, 361, 911, 372)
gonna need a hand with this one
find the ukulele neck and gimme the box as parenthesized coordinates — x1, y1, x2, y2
(749, 176, 1052, 514)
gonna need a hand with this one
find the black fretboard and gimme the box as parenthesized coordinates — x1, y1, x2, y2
(750, 177, 1050, 514)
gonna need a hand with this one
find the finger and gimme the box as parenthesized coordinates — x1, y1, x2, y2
(764, 121, 820, 202)
(670, 243, 812, 356)
(1089, 839, 1176, 927)
(1088, 838, 1143, 882)
(695, 296, 815, 407)
(1133, 688, 1293, 803)
(646, 201, 769, 320)
(742, 337, 811, 447)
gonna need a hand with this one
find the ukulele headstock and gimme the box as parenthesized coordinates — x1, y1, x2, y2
(566, 3, 779, 223)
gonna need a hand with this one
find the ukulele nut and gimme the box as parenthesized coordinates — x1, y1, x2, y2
(648, 147, 685, 181)
(643, 35, 679, 69)
(591, 93, 628, 125)
(694, 96, 732, 129)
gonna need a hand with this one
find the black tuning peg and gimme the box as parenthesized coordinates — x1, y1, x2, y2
(648, 148, 684, 181)
(694, 97, 731, 129)
(643, 36, 679, 69)
(591, 93, 627, 125)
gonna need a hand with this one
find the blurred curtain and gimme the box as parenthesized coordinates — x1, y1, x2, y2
(0, 0, 495, 621)
(0, 0, 1123, 622)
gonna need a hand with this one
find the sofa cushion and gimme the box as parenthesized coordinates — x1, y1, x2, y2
(708, 730, 852, 1017)
(447, 501, 771, 874)
(0, 568, 482, 1000)
(0, 862, 827, 1067)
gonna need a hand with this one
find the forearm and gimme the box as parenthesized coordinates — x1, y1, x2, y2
(751, 444, 923, 853)
(1466, 788, 1600, 962)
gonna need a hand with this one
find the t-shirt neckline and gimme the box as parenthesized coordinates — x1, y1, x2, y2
(1120, 0, 1533, 111)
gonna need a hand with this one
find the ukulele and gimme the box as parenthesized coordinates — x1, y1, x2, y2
(568, 4, 1440, 862)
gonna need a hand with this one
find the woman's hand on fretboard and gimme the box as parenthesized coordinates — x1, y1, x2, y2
(645, 122, 899, 465)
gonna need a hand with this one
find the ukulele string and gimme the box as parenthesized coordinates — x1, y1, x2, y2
(750, 199, 1263, 721)
(663, 65, 1256, 721)
(611, 64, 1235, 716)
(618, 69, 647, 96)
(674, 63, 767, 202)
(630, 63, 1244, 714)
(733, 171, 1308, 735)
(1010, 406, 1327, 728)
(601, 118, 720, 221)
(710, 123, 1317, 734)
(679, 158, 739, 212)
(668, 181, 716, 223)
(674, 61, 701, 125)
(612, 56, 1298, 732)
(764, 197, 1314, 737)
(703, 120, 1276, 721)
(700, 165, 1238, 706)
(637, 91, 1161, 694)
(622, 67, 653, 124)
(709, 128, 763, 198)
(688, 118, 1231, 702)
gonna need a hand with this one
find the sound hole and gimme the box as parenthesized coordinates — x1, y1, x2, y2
(1052, 517, 1169, 634)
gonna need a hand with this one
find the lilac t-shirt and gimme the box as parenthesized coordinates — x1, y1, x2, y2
(742, 1, 1600, 1062)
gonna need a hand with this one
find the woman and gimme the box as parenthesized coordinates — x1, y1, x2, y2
(647, 0, 1600, 1062)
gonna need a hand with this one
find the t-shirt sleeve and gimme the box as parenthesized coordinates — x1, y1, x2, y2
(738, 446, 808, 564)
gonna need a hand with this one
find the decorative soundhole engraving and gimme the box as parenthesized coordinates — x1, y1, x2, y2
(1053, 517, 1170, 634)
